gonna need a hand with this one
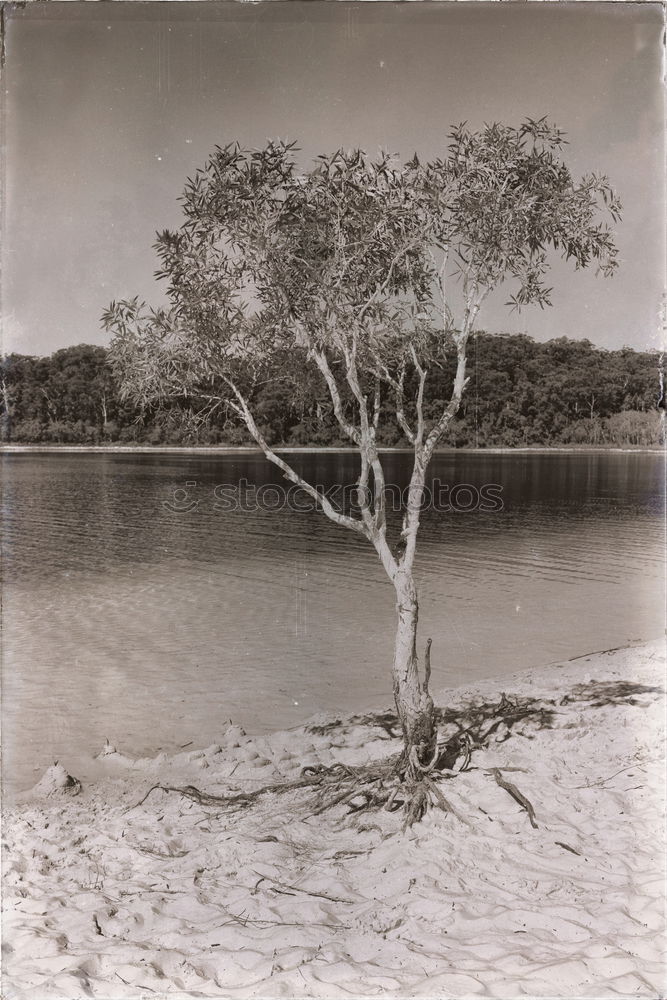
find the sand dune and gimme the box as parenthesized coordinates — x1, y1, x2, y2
(2, 639, 665, 998)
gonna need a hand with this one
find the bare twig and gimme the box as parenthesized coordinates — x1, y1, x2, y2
(555, 841, 581, 856)
(252, 869, 357, 904)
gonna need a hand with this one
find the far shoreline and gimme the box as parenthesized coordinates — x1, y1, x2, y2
(1, 444, 664, 455)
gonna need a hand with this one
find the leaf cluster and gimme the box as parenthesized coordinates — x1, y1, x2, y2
(103, 119, 621, 419)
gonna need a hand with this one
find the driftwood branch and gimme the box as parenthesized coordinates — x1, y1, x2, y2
(489, 768, 538, 828)
(423, 637, 432, 695)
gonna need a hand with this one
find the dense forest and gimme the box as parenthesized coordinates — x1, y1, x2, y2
(1, 334, 662, 448)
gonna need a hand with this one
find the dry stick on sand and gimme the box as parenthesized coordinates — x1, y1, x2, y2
(488, 768, 539, 828)
(555, 841, 581, 855)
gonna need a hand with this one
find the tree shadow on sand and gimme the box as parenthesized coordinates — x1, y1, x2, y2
(307, 692, 557, 753)
(306, 679, 665, 765)
(557, 679, 664, 707)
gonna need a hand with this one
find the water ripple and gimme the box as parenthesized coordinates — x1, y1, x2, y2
(1, 450, 663, 791)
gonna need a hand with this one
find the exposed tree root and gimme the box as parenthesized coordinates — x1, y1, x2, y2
(131, 754, 534, 832)
(130, 691, 544, 830)
(130, 776, 314, 813)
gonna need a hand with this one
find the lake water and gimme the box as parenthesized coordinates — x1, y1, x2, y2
(1, 449, 664, 792)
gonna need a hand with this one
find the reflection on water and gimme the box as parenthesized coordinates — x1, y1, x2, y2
(1, 450, 664, 791)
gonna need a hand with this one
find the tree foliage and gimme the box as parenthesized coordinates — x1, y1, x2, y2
(102, 120, 621, 458)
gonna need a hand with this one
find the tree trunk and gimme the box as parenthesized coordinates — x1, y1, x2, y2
(392, 573, 436, 769)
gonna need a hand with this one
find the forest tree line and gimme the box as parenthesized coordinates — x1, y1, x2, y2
(1, 333, 662, 448)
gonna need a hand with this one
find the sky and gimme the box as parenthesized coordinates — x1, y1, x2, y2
(2, 1, 665, 357)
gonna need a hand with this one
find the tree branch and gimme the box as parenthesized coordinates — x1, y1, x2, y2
(372, 379, 381, 432)
(223, 377, 370, 540)
(394, 360, 416, 445)
(423, 286, 489, 460)
(410, 344, 427, 446)
(310, 348, 362, 446)
(342, 325, 393, 538)
(301, 323, 395, 575)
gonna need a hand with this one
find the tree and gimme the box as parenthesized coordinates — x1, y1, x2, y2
(104, 119, 620, 820)
(0, 353, 47, 441)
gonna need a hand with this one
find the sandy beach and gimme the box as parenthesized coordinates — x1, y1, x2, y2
(2, 638, 665, 999)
